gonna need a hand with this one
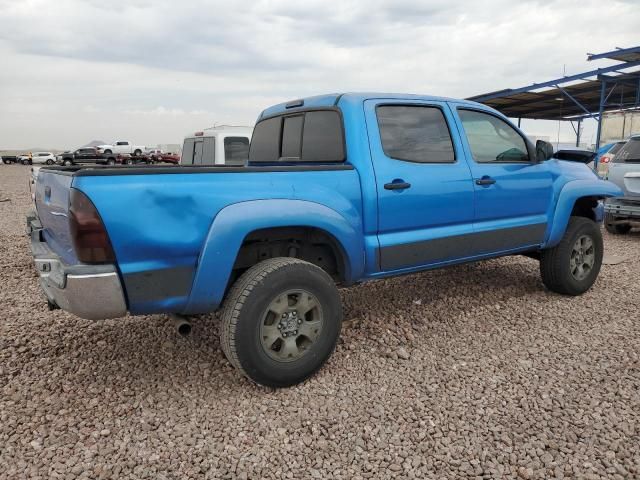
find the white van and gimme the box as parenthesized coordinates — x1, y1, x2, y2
(181, 125, 252, 166)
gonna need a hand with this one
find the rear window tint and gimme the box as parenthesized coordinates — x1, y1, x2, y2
(202, 137, 215, 165)
(609, 142, 625, 155)
(302, 111, 345, 162)
(224, 137, 250, 165)
(282, 115, 304, 159)
(249, 117, 281, 163)
(613, 139, 640, 163)
(249, 109, 345, 163)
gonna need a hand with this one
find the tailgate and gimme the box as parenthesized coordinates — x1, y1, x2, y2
(34, 169, 79, 264)
(623, 171, 640, 196)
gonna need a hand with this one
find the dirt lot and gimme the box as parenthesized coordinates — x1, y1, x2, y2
(1, 164, 639, 479)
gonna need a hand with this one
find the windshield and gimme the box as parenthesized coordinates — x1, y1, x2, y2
(613, 138, 640, 163)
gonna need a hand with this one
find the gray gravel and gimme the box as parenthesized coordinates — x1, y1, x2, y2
(1, 164, 639, 479)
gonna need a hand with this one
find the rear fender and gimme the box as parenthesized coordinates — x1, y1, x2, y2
(184, 199, 364, 314)
(545, 179, 622, 247)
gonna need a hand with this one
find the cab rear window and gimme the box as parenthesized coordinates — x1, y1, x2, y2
(249, 109, 345, 164)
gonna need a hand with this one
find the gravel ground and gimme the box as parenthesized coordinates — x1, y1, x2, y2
(1, 164, 639, 479)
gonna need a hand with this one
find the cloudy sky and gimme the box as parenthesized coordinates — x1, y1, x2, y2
(0, 0, 638, 150)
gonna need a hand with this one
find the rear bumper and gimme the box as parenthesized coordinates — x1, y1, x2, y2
(604, 197, 640, 219)
(28, 214, 127, 320)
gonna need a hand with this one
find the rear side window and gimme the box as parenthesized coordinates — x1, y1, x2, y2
(376, 105, 455, 163)
(224, 137, 250, 165)
(182, 138, 195, 164)
(249, 109, 345, 163)
(613, 138, 640, 163)
(609, 142, 625, 155)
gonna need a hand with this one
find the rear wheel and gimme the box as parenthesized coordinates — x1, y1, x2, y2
(45, 159, 54, 165)
(22, 159, 30, 165)
(104, 149, 112, 154)
(134, 149, 142, 156)
(107, 159, 116, 165)
(63, 159, 73, 166)
(604, 213, 632, 235)
(220, 258, 342, 388)
(540, 216, 603, 296)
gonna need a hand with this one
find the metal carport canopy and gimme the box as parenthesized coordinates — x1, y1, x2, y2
(467, 59, 640, 121)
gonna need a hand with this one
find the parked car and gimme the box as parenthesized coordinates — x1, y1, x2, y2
(604, 136, 640, 234)
(1, 155, 19, 164)
(28, 92, 621, 387)
(59, 147, 118, 166)
(19, 152, 56, 165)
(97, 141, 145, 156)
(154, 152, 181, 165)
(552, 149, 596, 165)
(181, 126, 252, 165)
(597, 140, 626, 177)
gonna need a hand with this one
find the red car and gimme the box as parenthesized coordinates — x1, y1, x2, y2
(155, 152, 180, 165)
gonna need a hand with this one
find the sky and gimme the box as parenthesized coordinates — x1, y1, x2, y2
(0, 0, 639, 150)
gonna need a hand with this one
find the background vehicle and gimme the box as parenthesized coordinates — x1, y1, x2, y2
(98, 141, 145, 156)
(154, 152, 180, 165)
(597, 140, 626, 177)
(552, 149, 596, 165)
(145, 149, 164, 160)
(19, 152, 56, 165)
(29, 93, 621, 388)
(181, 126, 252, 165)
(59, 147, 118, 166)
(604, 136, 640, 234)
(1, 155, 19, 164)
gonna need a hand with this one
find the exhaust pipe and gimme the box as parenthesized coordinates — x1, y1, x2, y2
(170, 314, 192, 336)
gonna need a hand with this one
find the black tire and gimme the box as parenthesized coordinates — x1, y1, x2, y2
(125, 159, 134, 165)
(134, 149, 142, 156)
(106, 159, 116, 166)
(46, 159, 54, 165)
(540, 216, 603, 296)
(63, 159, 73, 166)
(604, 213, 632, 235)
(22, 159, 29, 165)
(220, 257, 342, 388)
(104, 149, 112, 154)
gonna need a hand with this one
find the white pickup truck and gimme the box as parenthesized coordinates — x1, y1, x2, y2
(97, 141, 145, 156)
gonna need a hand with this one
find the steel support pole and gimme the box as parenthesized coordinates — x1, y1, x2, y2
(594, 80, 607, 170)
(576, 119, 582, 147)
(517, 117, 521, 128)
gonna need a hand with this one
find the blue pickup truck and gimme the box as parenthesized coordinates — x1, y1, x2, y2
(29, 93, 622, 387)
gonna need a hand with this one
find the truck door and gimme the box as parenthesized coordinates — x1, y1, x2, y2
(364, 99, 475, 271)
(451, 105, 554, 254)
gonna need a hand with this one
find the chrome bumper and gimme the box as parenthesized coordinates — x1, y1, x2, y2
(28, 214, 127, 320)
(604, 197, 640, 219)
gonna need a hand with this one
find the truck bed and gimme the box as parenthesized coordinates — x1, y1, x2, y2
(34, 164, 362, 315)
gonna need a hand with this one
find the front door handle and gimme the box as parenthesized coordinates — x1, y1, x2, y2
(384, 181, 411, 190)
(475, 177, 496, 186)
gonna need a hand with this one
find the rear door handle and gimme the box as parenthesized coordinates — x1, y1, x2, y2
(384, 181, 411, 190)
(475, 177, 496, 186)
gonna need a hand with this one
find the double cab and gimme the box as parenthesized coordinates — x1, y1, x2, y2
(29, 93, 622, 387)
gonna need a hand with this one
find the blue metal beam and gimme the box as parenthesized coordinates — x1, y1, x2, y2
(470, 60, 640, 102)
(556, 85, 592, 117)
(587, 46, 640, 62)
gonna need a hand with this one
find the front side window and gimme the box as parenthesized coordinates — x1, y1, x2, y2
(376, 105, 455, 163)
(613, 138, 640, 163)
(458, 109, 529, 163)
(224, 137, 250, 165)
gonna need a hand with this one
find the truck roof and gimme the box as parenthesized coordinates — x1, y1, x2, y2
(259, 92, 484, 119)
(184, 125, 253, 139)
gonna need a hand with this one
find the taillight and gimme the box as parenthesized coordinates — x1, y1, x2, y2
(69, 189, 115, 263)
(601, 156, 610, 163)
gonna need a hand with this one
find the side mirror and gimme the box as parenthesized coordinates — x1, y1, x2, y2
(536, 140, 554, 161)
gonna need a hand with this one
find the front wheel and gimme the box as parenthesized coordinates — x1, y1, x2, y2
(63, 159, 73, 166)
(220, 258, 342, 388)
(540, 216, 603, 296)
(134, 149, 142, 156)
(46, 159, 54, 165)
